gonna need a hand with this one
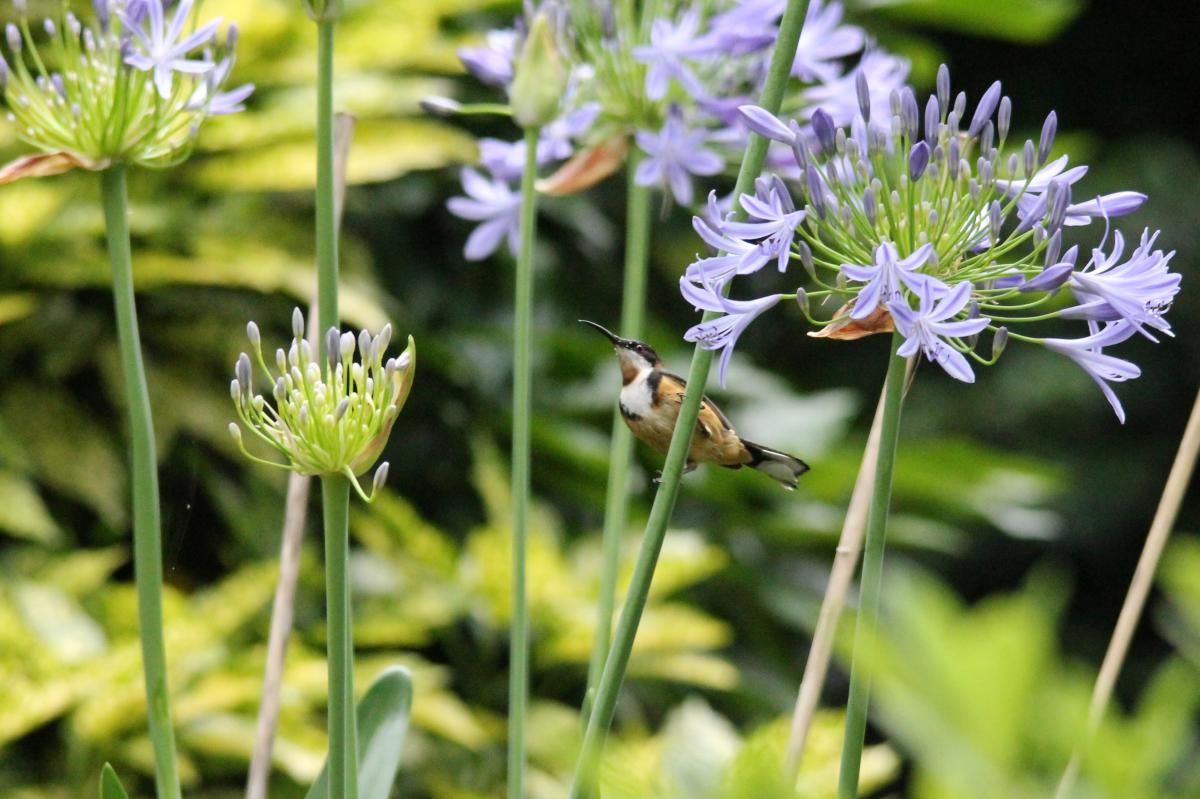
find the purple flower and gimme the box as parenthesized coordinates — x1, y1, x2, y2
(699, 0, 782, 55)
(478, 138, 526, 182)
(632, 11, 710, 101)
(841, 242, 938, 320)
(186, 57, 253, 115)
(1042, 321, 1141, 423)
(889, 281, 990, 383)
(458, 29, 517, 87)
(681, 279, 781, 386)
(803, 50, 909, 128)
(635, 110, 724, 205)
(793, 0, 865, 83)
(996, 154, 1146, 228)
(121, 0, 220, 99)
(717, 178, 806, 273)
(685, 215, 762, 291)
(446, 168, 521, 261)
(538, 102, 600, 162)
(1065, 229, 1180, 339)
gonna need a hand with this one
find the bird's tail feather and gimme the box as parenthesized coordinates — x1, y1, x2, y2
(742, 440, 809, 490)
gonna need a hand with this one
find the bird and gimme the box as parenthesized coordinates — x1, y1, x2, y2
(580, 319, 809, 489)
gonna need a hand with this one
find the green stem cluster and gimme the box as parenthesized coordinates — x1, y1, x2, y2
(836, 333, 907, 798)
(509, 125, 542, 799)
(565, 1, 811, 795)
(101, 166, 182, 799)
(584, 163, 654, 720)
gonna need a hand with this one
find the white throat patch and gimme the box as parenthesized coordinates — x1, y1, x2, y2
(619, 368, 655, 418)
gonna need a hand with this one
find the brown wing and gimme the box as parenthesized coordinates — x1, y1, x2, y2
(661, 371, 735, 435)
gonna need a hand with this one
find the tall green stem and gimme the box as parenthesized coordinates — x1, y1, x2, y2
(836, 333, 906, 799)
(509, 125, 541, 799)
(584, 164, 653, 721)
(315, 20, 338, 337)
(566, 2, 810, 795)
(322, 476, 352, 799)
(315, 20, 357, 799)
(101, 165, 181, 799)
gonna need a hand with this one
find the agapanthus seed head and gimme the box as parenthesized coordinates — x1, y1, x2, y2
(0, 0, 251, 180)
(230, 320, 417, 481)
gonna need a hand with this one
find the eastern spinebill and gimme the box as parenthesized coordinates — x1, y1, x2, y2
(581, 320, 809, 489)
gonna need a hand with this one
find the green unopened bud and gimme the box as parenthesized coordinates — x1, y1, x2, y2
(303, 0, 343, 22)
(509, 13, 568, 128)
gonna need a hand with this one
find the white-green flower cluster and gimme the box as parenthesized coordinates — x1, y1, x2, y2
(0, 0, 250, 179)
(229, 308, 415, 499)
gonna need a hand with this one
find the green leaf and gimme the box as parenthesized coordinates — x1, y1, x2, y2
(0, 471, 63, 544)
(871, 0, 1083, 43)
(99, 764, 130, 799)
(306, 666, 414, 799)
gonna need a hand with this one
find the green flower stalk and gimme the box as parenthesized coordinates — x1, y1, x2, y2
(1, 4, 250, 798)
(229, 309, 415, 798)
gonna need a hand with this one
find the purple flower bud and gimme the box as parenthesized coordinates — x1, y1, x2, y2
(358, 329, 371, 358)
(1045, 229, 1062, 265)
(856, 70, 871, 123)
(339, 331, 356, 360)
(274, 376, 286, 399)
(998, 96, 1012, 141)
(43, 18, 56, 37)
(969, 178, 981, 201)
(372, 462, 390, 494)
(805, 165, 826, 216)
(334, 398, 349, 421)
(924, 96, 939, 145)
(230, 379, 241, 402)
(247, 321, 260, 348)
(795, 288, 809, 315)
(947, 137, 960, 179)
(797, 239, 815, 279)
(1023, 140, 1035, 176)
(980, 121, 994, 156)
(292, 308, 305, 340)
(863, 187, 876, 226)
(811, 108, 836, 154)
(947, 110, 960, 135)
(992, 327, 1008, 359)
(953, 91, 967, 120)
(968, 80, 1001, 136)
(1047, 179, 1071, 230)
(227, 22, 239, 50)
(325, 327, 340, 367)
(888, 88, 901, 118)
(236, 353, 252, 392)
(936, 64, 950, 111)
(13, 0, 26, 15)
(900, 87, 919, 141)
(1021, 261, 1075, 293)
(93, 0, 109, 29)
(0, 55, 7, 89)
(989, 200, 1002, 241)
(6, 24, 22, 53)
(909, 141, 930, 181)
(739, 105, 794, 143)
(1039, 111, 1057, 165)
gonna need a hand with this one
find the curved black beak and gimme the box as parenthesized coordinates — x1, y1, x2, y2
(578, 319, 621, 345)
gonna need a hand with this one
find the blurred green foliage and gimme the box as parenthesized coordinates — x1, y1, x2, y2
(2, 0, 1199, 797)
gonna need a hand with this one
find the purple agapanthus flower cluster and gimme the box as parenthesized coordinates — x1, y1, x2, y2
(445, 0, 909, 261)
(682, 64, 1178, 421)
(0, 0, 252, 175)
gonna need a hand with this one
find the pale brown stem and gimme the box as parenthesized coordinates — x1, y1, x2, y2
(784, 358, 915, 779)
(245, 113, 355, 799)
(1055, 386, 1200, 799)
